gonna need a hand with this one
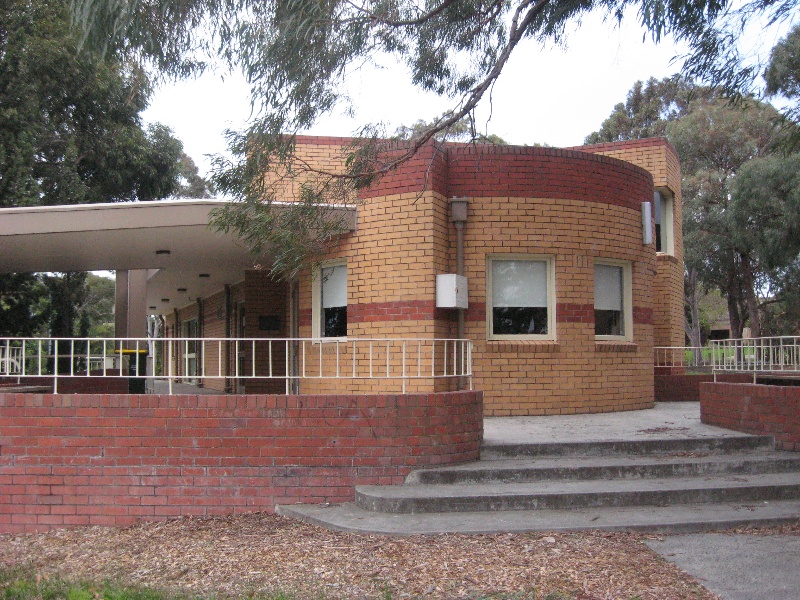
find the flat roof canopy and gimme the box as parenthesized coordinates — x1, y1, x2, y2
(0, 199, 356, 315)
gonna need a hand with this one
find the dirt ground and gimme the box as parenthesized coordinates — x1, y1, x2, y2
(7, 515, 796, 599)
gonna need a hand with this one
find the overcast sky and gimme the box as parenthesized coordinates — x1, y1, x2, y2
(140, 9, 792, 177)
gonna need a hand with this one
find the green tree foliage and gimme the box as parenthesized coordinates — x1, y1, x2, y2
(394, 114, 507, 144)
(587, 77, 800, 339)
(176, 153, 215, 198)
(729, 153, 800, 334)
(0, 0, 187, 207)
(584, 76, 715, 143)
(69, 0, 798, 277)
(765, 23, 800, 102)
(0, 275, 49, 337)
(668, 98, 782, 339)
(764, 23, 800, 148)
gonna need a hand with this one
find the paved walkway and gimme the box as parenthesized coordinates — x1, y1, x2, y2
(497, 402, 800, 600)
(484, 401, 744, 445)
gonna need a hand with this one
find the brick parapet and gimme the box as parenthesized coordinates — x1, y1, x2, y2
(0, 390, 483, 533)
(700, 382, 800, 451)
(445, 145, 653, 210)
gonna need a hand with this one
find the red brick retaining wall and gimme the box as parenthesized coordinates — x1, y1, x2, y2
(0, 390, 483, 533)
(700, 382, 800, 451)
(655, 373, 752, 402)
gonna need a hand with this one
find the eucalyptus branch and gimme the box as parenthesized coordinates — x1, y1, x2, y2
(342, 0, 463, 27)
(272, 0, 550, 185)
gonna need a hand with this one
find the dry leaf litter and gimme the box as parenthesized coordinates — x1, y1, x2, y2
(11, 514, 797, 598)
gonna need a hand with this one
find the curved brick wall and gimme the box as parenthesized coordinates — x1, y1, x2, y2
(446, 145, 653, 210)
(464, 192, 656, 415)
(0, 390, 483, 532)
(356, 142, 654, 209)
(292, 140, 660, 412)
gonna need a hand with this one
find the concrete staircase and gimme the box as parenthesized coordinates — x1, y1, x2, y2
(277, 433, 800, 534)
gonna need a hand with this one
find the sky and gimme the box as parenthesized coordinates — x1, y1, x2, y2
(140, 9, 790, 178)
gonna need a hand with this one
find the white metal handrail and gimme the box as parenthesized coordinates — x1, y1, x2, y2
(0, 337, 473, 394)
(710, 336, 800, 382)
(654, 346, 713, 370)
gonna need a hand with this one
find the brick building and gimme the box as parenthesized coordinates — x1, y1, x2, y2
(160, 136, 683, 415)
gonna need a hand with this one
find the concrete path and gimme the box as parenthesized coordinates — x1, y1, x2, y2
(646, 532, 800, 600)
(491, 404, 800, 599)
(282, 402, 800, 599)
(484, 401, 744, 445)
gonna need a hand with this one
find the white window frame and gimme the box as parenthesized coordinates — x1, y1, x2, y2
(312, 259, 347, 340)
(486, 254, 556, 341)
(654, 189, 675, 255)
(594, 259, 633, 341)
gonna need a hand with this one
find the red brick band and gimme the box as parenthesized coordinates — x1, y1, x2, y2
(557, 303, 594, 323)
(350, 141, 654, 211)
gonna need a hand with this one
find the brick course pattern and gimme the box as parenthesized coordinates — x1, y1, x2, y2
(164, 137, 684, 415)
(0, 390, 483, 533)
(700, 382, 800, 451)
(580, 139, 684, 348)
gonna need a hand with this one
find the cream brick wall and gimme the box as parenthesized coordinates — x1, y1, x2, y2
(465, 197, 654, 415)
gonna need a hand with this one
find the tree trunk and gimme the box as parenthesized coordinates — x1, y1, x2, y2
(684, 267, 702, 347)
(725, 258, 745, 339)
(740, 252, 761, 338)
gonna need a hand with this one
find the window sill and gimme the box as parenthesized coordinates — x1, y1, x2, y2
(656, 253, 680, 264)
(595, 341, 638, 353)
(312, 337, 348, 345)
(486, 340, 560, 354)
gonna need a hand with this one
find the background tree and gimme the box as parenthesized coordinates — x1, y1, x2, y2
(394, 114, 508, 144)
(587, 76, 798, 340)
(0, 0, 186, 206)
(0, 0, 194, 336)
(729, 153, 800, 334)
(0, 275, 49, 337)
(668, 98, 782, 339)
(176, 153, 215, 198)
(585, 77, 715, 143)
(70, 0, 799, 278)
(764, 22, 800, 146)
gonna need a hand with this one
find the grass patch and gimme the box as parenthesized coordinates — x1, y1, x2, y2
(0, 566, 306, 600)
(0, 566, 649, 600)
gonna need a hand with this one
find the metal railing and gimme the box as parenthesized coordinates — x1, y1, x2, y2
(0, 337, 472, 394)
(654, 346, 714, 370)
(710, 336, 800, 382)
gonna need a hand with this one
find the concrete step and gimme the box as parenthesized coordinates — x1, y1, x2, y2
(406, 453, 800, 485)
(277, 499, 800, 535)
(355, 472, 800, 513)
(480, 434, 775, 460)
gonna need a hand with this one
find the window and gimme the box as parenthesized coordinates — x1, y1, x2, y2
(313, 262, 347, 338)
(488, 256, 554, 339)
(594, 261, 632, 339)
(654, 190, 674, 255)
